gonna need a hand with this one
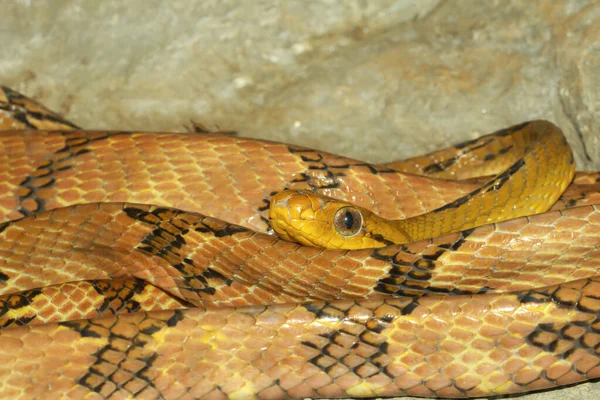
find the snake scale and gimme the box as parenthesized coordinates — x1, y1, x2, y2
(1, 86, 600, 399)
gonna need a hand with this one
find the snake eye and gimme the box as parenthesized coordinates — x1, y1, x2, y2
(333, 207, 363, 237)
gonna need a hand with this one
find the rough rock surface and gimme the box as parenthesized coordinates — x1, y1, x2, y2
(2, 1, 600, 399)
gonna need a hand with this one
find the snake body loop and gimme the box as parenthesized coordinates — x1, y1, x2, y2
(0, 86, 599, 399)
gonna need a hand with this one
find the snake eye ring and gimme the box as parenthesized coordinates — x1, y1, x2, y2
(333, 206, 363, 237)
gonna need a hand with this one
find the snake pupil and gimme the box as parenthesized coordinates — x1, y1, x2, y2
(344, 211, 353, 229)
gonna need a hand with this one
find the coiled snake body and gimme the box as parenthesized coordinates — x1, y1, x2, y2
(0, 86, 600, 399)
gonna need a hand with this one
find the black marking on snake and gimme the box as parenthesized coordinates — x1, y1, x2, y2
(61, 310, 185, 396)
(483, 145, 513, 161)
(194, 222, 248, 238)
(453, 136, 482, 150)
(0, 288, 44, 328)
(34, 177, 55, 188)
(454, 137, 494, 154)
(498, 145, 514, 154)
(495, 121, 530, 137)
(60, 320, 103, 338)
(423, 137, 495, 174)
(140, 322, 162, 335)
(90, 278, 162, 316)
(0, 271, 9, 283)
(287, 146, 319, 154)
(287, 146, 398, 193)
(300, 154, 324, 163)
(291, 171, 340, 190)
(520, 279, 600, 362)
(423, 121, 529, 175)
(257, 196, 276, 230)
(0, 91, 47, 129)
(483, 158, 525, 192)
(400, 301, 419, 316)
(449, 228, 476, 251)
(1, 86, 81, 130)
(1, 86, 27, 101)
(0, 222, 8, 234)
(0, 314, 36, 328)
(301, 340, 318, 349)
(125, 208, 191, 256)
(301, 301, 395, 379)
(434, 191, 472, 212)
(373, 229, 484, 297)
(370, 233, 395, 246)
(423, 158, 456, 174)
(14, 131, 115, 217)
(434, 159, 526, 213)
(421, 249, 446, 261)
(351, 162, 398, 175)
(124, 206, 237, 296)
(307, 164, 329, 171)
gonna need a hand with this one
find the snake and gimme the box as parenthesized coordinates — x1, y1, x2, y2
(268, 122, 574, 249)
(1, 86, 600, 399)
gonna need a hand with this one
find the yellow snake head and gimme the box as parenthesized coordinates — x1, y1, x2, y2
(269, 190, 408, 249)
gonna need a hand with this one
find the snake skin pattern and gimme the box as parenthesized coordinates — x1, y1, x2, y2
(0, 86, 599, 399)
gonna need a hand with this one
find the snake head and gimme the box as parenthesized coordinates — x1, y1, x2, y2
(268, 190, 397, 249)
